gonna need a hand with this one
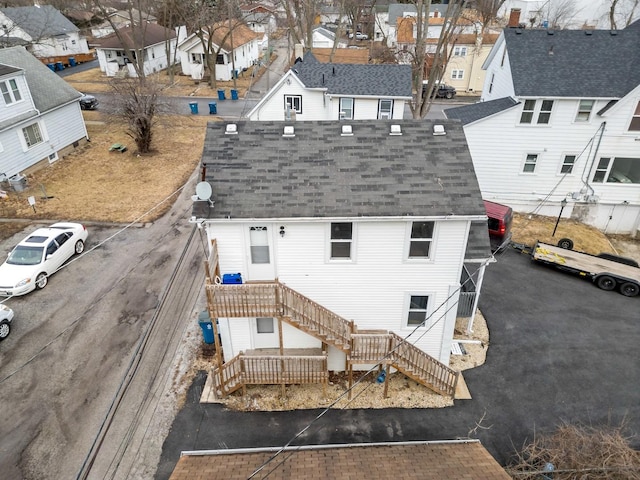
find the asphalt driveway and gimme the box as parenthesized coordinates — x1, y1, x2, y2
(156, 246, 640, 478)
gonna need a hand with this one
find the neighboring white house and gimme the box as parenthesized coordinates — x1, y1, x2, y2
(499, 0, 640, 29)
(247, 52, 412, 121)
(445, 22, 640, 235)
(0, 46, 88, 180)
(240, 3, 277, 36)
(91, 8, 157, 38)
(178, 21, 260, 82)
(0, 5, 89, 58)
(191, 120, 492, 374)
(94, 23, 177, 77)
(311, 26, 347, 49)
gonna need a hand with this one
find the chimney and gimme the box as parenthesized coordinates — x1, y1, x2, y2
(294, 43, 304, 60)
(508, 9, 521, 28)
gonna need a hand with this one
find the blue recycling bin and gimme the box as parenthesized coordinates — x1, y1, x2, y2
(55, 61, 64, 71)
(230, 89, 238, 100)
(189, 102, 198, 114)
(47, 63, 55, 72)
(209, 102, 217, 114)
(217, 89, 226, 100)
(68, 57, 77, 67)
(198, 311, 214, 344)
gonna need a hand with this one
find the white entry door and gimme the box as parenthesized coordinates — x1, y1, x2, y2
(247, 225, 275, 280)
(252, 317, 279, 349)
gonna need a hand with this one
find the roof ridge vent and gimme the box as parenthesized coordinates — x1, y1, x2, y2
(225, 124, 238, 135)
(433, 124, 446, 136)
(610, 29, 618, 35)
(390, 124, 402, 136)
(341, 125, 353, 136)
(547, 29, 554, 35)
(283, 125, 295, 137)
(584, 30, 593, 35)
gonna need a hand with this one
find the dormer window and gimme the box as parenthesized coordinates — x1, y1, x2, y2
(0, 78, 22, 105)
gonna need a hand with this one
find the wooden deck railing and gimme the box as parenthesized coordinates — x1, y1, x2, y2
(209, 284, 280, 318)
(212, 353, 328, 397)
(351, 334, 393, 362)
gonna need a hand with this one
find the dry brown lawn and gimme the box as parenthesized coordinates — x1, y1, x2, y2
(0, 110, 210, 227)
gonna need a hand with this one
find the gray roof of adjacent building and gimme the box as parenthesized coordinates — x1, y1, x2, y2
(444, 97, 519, 125)
(292, 52, 412, 98)
(0, 46, 80, 116)
(1, 5, 78, 38)
(504, 20, 640, 98)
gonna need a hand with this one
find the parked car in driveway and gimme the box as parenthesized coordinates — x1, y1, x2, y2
(422, 82, 457, 99)
(0, 304, 14, 340)
(348, 32, 369, 40)
(0, 223, 88, 296)
(79, 93, 99, 110)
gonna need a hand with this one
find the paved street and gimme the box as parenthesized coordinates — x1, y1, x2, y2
(155, 247, 640, 478)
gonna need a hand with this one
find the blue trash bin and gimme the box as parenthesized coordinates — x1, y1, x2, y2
(217, 89, 226, 100)
(55, 61, 64, 71)
(231, 89, 238, 100)
(47, 63, 55, 72)
(198, 311, 214, 344)
(69, 57, 77, 67)
(189, 102, 198, 114)
(209, 102, 217, 114)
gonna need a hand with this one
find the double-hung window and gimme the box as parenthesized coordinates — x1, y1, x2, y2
(378, 99, 393, 119)
(1, 78, 22, 105)
(560, 155, 576, 174)
(407, 295, 429, 327)
(22, 123, 43, 148)
(575, 100, 594, 122)
(520, 99, 554, 124)
(339, 98, 353, 119)
(453, 46, 467, 57)
(284, 95, 302, 114)
(629, 101, 640, 131)
(523, 154, 538, 173)
(408, 221, 434, 258)
(330, 222, 352, 259)
(451, 69, 464, 80)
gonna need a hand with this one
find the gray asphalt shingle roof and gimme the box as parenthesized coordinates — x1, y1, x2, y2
(444, 97, 519, 125)
(0, 47, 80, 115)
(292, 53, 412, 97)
(1, 5, 78, 38)
(505, 21, 640, 98)
(194, 120, 486, 220)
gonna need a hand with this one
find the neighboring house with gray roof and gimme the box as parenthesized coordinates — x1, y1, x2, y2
(247, 53, 412, 120)
(0, 5, 89, 59)
(94, 23, 177, 77)
(0, 46, 88, 180)
(445, 21, 640, 235)
(191, 120, 492, 368)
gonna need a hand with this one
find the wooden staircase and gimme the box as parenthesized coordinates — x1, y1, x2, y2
(208, 281, 458, 398)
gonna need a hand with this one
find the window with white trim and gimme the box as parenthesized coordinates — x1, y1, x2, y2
(408, 221, 434, 258)
(1, 78, 22, 105)
(22, 123, 43, 148)
(249, 226, 270, 264)
(560, 155, 576, 174)
(488, 73, 495, 94)
(575, 99, 594, 122)
(407, 295, 429, 327)
(378, 99, 393, 119)
(453, 46, 467, 56)
(592, 157, 640, 184)
(520, 99, 554, 124)
(629, 101, 640, 131)
(339, 97, 353, 119)
(284, 95, 302, 114)
(330, 222, 352, 259)
(451, 69, 464, 80)
(523, 154, 538, 173)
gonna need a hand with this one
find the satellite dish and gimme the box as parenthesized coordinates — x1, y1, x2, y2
(195, 181, 212, 201)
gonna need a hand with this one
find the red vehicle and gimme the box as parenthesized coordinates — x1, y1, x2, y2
(484, 200, 513, 252)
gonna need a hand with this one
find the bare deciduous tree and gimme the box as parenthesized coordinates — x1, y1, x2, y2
(608, 0, 640, 28)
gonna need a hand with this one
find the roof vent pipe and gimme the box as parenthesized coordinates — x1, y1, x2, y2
(322, 73, 325, 84)
(332, 67, 336, 76)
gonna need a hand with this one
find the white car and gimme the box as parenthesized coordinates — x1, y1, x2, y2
(0, 304, 14, 340)
(349, 32, 369, 40)
(0, 223, 88, 296)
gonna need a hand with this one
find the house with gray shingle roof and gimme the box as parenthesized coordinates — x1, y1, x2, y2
(0, 5, 89, 59)
(247, 52, 412, 120)
(191, 120, 492, 371)
(0, 46, 88, 180)
(445, 21, 640, 235)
